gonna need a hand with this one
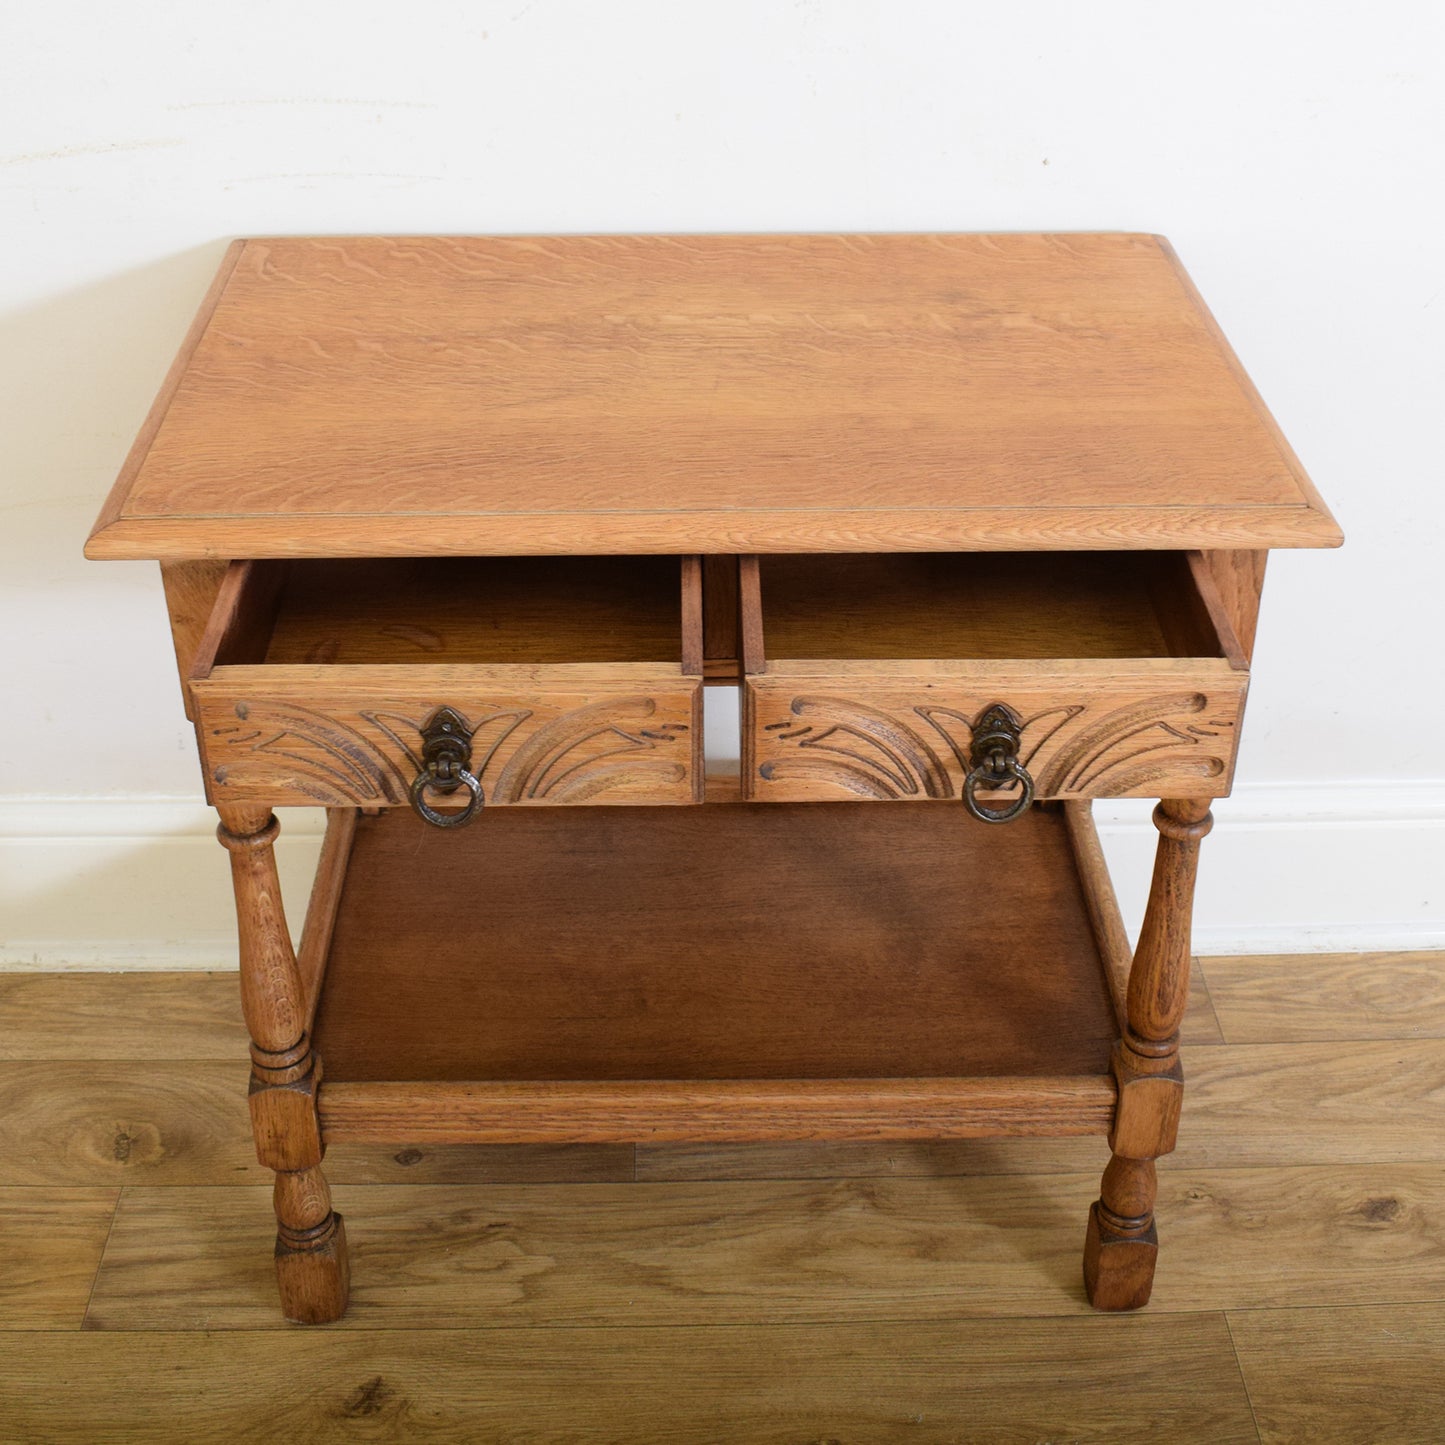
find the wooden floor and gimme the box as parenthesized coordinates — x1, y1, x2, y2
(1, 952, 1443, 1442)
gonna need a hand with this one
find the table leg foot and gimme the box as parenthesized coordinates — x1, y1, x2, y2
(273, 1165, 350, 1324)
(1083, 1200, 1158, 1311)
(276, 1213, 350, 1325)
(1083, 1153, 1158, 1310)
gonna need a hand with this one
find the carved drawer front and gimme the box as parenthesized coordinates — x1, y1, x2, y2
(740, 552, 1250, 806)
(189, 556, 704, 809)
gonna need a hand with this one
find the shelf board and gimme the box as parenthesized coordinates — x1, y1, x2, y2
(312, 800, 1121, 1143)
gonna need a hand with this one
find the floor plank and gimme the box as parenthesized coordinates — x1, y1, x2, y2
(0, 972, 247, 1060)
(0, 1189, 119, 1330)
(7, 957, 1445, 1435)
(1204, 951, 1445, 1042)
(0, 1316, 1258, 1444)
(1228, 1302, 1445, 1444)
(1183, 959, 1227, 1044)
(0, 1062, 261, 1187)
(0, 1061, 632, 1188)
(327, 1142, 636, 1187)
(84, 1164, 1445, 1331)
(1176, 1040, 1445, 1167)
(637, 1135, 1108, 1182)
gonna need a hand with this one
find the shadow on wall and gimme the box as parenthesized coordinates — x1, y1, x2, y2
(1, 242, 238, 794)
(2, 240, 235, 549)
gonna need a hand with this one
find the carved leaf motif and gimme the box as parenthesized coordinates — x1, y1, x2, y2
(211, 705, 405, 805)
(756, 691, 1236, 801)
(759, 695, 952, 799)
(491, 696, 689, 803)
(210, 696, 689, 806)
(361, 707, 534, 784)
(1034, 692, 1231, 793)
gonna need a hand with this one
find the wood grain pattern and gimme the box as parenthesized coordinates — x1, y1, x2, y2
(192, 667, 703, 808)
(84, 1175, 1110, 1330)
(1182, 963, 1227, 1046)
(638, 1136, 1113, 1182)
(186, 554, 705, 809)
(634, 972, 1224, 1186)
(0, 1317, 1257, 1443)
(1198, 549, 1268, 660)
(21, 1040, 1428, 1188)
(742, 552, 1247, 802)
(1177, 1041, 1445, 1167)
(1205, 951, 1445, 1041)
(158, 559, 228, 717)
(88, 238, 245, 543)
(319, 1078, 1116, 1145)
(1065, 800, 1134, 1029)
(755, 551, 1211, 661)
(323, 1143, 635, 1186)
(653, 1024, 1445, 1184)
(701, 554, 740, 679)
(1087, 798, 1211, 1310)
(1180, 551, 1250, 670)
(297, 807, 355, 1030)
(260, 555, 689, 666)
(0, 1189, 119, 1330)
(3, 959, 1436, 1432)
(0, 1057, 632, 1186)
(1228, 1302, 1445, 1444)
(85, 233, 1341, 562)
(94, 505, 1343, 561)
(0, 973, 247, 1060)
(0, 1062, 262, 1186)
(745, 664, 1246, 801)
(310, 801, 1117, 1087)
(82, 1163, 1445, 1331)
(1154, 233, 1340, 540)
(216, 804, 347, 1320)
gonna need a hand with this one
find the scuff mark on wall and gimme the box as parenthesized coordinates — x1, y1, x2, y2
(0, 139, 183, 167)
(167, 98, 437, 110)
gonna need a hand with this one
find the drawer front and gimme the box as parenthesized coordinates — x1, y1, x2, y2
(193, 665, 702, 808)
(743, 661, 1248, 803)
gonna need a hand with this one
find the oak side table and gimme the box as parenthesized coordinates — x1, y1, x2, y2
(87, 234, 1341, 1323)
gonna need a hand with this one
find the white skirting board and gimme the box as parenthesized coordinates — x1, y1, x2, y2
(1, 781, 1442, 970)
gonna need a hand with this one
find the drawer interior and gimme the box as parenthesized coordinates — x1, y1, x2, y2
(199, 556, 702, 672)
(748, 552, 1242, 666)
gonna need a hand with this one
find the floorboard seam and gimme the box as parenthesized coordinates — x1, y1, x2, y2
(56, 1308, 1255, 1337)
(1223, 1311, 1266, 1444)
(77, 1189, 123, 1332)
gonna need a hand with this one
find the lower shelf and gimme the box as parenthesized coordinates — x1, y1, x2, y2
(310, 796, 1124, 1143)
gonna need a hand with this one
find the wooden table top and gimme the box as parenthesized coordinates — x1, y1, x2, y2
(87, 233, 1341, 560)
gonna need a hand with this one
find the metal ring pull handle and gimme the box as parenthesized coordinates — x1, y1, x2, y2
(409, 706, 484, 829)
(962, 703, 1035, 825)
(409, 765, 483, 828)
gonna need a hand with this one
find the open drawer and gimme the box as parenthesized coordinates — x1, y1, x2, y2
(740, 551, 1249, 809)
(189, 556, 703, 810)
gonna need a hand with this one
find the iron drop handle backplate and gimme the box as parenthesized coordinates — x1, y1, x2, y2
(409, 706, 483, 828)
(962, 703, 1035, 824)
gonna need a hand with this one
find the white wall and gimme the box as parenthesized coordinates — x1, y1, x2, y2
(2, 1, 1442, 964)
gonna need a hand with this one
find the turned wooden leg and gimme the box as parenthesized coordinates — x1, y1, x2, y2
(1084, 797, 1212, 1311)
(217, 803, 349, 1324)
(274, 1165, 351, 1325)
